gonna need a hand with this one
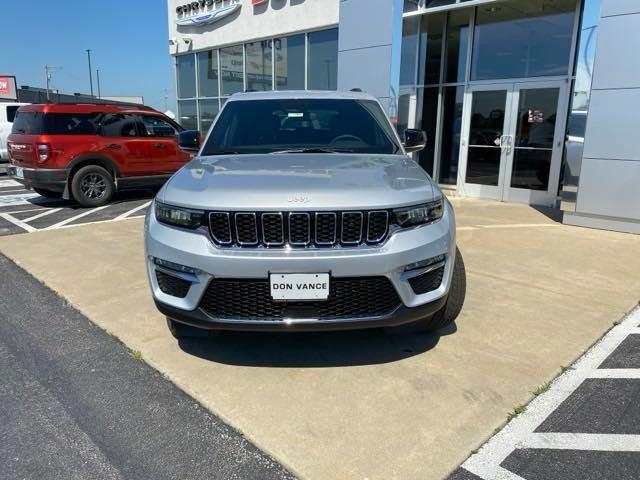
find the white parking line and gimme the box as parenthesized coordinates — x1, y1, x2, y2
(523, 432, 640, 452)
(0, 213, 37, 233)
(45, 205, 110, 230)
(54, 215, 145, 230)
(114, 201, 151, 220)
(0, 193, 40, 207)
(0, 188, 28, 194)
(461, 305, 640, 479)
(23, 208, 63, 223)
(0, 179, 22, 187)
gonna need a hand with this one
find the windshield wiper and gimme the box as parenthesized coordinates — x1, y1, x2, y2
(270, 147, 354, 154)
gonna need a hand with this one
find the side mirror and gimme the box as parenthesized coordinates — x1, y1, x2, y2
(177, 130, 201, 153)
(403, 129, 427, 153)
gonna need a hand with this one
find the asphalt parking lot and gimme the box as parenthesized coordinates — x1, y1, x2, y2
(451, 306, 640, 480)
(0, 177, 152, 236)
(1, 198, 638, 479)
(0, 254, 293, 480)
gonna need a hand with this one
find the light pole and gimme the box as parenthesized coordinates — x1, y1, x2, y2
(86, 49, 94, 96)
(96, 69, 101, 98)
(44, 65, 60, 102)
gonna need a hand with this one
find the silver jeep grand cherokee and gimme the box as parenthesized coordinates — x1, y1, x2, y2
(145, 90, 465, 338)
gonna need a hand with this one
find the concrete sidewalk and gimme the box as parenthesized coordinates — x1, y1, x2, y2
(1, 198, 638, 480)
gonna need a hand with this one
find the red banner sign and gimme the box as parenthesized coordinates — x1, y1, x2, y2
(0, 78, 10, 95)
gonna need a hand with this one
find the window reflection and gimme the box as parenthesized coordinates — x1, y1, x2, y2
(444, 10, 469, 83)
(176, 54, 196, 99)
(177, 100, 197, 130)
(308, 29, 338, 90)
(197, 50, 218, 97)
(418, 13, 445, 85)
(246, 40, 272, 91)
(275, 35, 305, 90)
(199, 99, 220, 134)
(220, 45, 244, 95)
(472, 0, 577, 80)
(416, 87, 439, 176)
(439, 86, 464, 185)
(400, 17, 420, 86)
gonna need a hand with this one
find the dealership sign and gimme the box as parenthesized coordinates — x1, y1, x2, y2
(0, 76, 17, 101)
(175, 0, 241, 26)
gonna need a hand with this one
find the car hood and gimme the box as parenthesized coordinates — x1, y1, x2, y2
(160, 153, 436, 210)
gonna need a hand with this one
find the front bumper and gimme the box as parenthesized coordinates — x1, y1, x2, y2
(7, 165, 68, 192)
(145, 200, 457, 331)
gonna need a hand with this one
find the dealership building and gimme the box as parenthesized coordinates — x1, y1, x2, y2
(167, 0, 639, 233)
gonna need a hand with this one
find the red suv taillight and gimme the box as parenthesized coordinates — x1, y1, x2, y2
(36, 143, 51, 164)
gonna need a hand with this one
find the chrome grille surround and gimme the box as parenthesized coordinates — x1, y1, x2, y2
(341, 211, 363, 244)
(367, 211, 389, 243)
(261, 212, 285, 246)
(208, 210, 391, 248)
(208, 212, 232, 245)
(288, 212, 311, 246)
(315, 212, 337, 245)
(234, 212, 258, 246)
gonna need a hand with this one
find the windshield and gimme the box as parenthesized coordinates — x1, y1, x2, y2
(201, 98, 401, 155)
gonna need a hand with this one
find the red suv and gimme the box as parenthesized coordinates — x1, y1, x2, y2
(7, 103, 192, 207)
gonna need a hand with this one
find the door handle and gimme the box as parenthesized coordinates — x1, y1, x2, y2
(506, 135, 514, 154)
(153, 143, 167, 149)
(106, 143, 122, 150)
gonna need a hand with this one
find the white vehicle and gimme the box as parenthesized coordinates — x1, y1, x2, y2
(0, 102, 27, 172)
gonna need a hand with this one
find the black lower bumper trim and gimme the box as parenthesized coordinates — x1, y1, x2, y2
(154, 295, 447, 332)
(8, 166, 68, 193)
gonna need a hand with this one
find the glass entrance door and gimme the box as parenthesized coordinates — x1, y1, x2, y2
(459, 81, 567, 206)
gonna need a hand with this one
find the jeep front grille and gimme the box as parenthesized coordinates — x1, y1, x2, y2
(199, 276, 401, 321)
(208, 210, 390, 248)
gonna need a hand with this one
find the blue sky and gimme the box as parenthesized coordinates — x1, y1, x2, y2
(2, 0, 174, 111)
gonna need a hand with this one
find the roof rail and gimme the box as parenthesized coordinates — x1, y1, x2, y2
(49, 101, 154, 110)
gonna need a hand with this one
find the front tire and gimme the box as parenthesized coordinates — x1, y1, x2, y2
(413, 247, 467, 333)
(70, 165, 115, 207)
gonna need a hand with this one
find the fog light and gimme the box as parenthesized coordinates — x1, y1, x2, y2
(404, 254, 445, 272)
(153, 257, 197, 274)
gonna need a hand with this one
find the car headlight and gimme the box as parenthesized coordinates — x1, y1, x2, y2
(155, 201, 204, 229)
(393, 198, 444, 228)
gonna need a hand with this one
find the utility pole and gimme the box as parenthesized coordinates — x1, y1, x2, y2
(85, 49, 94, 96)
(96, 69, 101, 98)
(44, 65, 60, 102)
(163, 88, 169, 111)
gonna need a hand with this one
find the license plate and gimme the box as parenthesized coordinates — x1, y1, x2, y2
(270, 273, 330, 301)
(14, 167, 24, 179)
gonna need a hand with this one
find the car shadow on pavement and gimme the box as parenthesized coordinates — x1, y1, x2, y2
(177, 323, 457, 368)
(25, 189, 155, 210)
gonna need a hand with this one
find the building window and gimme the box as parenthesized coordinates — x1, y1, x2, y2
(416, 87, 439, 176)
(400, 17, 420, 86)
(444, 10, 470, 83)
(176, 54, 196, 99)
(220, 45, 244, 95)
(471, 0, 577, 80)
(175, 28, 339, 131)
(177, 99, 197, 130)
(418, 13, 445, 85)
(275, 34, 305, 90)
(438, 85, 464, 185)
(198, 98, 220, 133)
(308, 28, 338, 90)
(197, 50, 219, 97)
(245, 40, 273, 91)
